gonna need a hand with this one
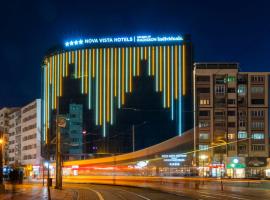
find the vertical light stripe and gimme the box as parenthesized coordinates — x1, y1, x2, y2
(68, 51, 71, 64)
(62, 53, 65, 78)
(114, 48, 117, 97)
(163, 46, 166, 108)
(140, 47, 143, 60)
(81, 49, 84, 94)
(144, 46, 147, 60)
(92, 49, 96, 78)
(51, 56, 54, 109)
(88, 49, 92, 109)
(66, 52, 68, 76)
(182, 44, 186, 96)
(72, 51, 74, 63)
(49, 57, 52, 84)
(85, 49, 88, 94)
(129, 47, 132, 92)
(60, 54, 63, 96)
(167, 46, 170, 108)
(159, 46, 162, 92)
(151, 47, 155, 76)
(107, 48, 110, 122)
(171, 46, 174, 120)
(56, 54, 60, 97)
(100, 48, 103, 125)
(148, 46, 151, 76)
(136, 47, 140, 76)
(174, 46, 178, 99)
(78, 50, 81, 79)
(133, 47, 136, 76)
(75, 50, 78, 78)
(103, 48, 106, 135)
(118, 48, 121, 108)
(95, 49, 99, 125)
(121, 48, 125, 104)
(155, 46, 159, 92)
(110, 48, 114, 125)
(125, 48, 128, 93)
(179, 45, 182, 135)
(44, 65, 47, 142)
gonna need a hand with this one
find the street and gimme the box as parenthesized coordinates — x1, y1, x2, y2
(1, 182, 270, 200)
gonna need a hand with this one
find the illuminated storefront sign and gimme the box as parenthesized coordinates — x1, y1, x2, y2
(161, 154, 187, 166)
(65, 35, 183, 47)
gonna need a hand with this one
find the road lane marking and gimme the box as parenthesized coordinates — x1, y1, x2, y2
(200, 194, 219, 199)
(199, 191, 251, 200)
(86, 188, 105, 200)
(117, 189, 151, 200)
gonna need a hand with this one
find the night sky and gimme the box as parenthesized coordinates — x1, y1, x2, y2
(1, 0, 270, 107)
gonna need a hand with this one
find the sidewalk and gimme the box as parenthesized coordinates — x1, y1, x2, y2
(0, 184, 77, 200)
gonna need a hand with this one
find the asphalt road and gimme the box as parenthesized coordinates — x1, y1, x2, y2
(1, 183, 270, 200)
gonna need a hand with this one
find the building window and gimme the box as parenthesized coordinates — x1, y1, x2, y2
(197, 88, 210, 93)
(251, 110, 264, 117)
(199, 145, 209, 150)
(251, 133, 264, 140)
(199, 121, 209, 128)
(238, 131, 247, 139)
(251, 121, 264, 130)
(199, 99, 210, 105)
(227, 88, 236, 93)
(228, 122, 235, 128)
(196, 76, 210, 82)
(251, 145, 265, 151)
(251, 76, 264, 83)
(251, 86, 264, 94)
(227, 99, 236, 105)
(215, 85, 225, 94)
(199, 111, 210, 117)
(227, 144, 235, 151)
(228, 133, 235, 140)
(199, 132, 209, 140)
(239, 119, 246, 128)
(237, 85, 246, 95)
(251, 99, 264, 105)
(227, 111, 235, 116)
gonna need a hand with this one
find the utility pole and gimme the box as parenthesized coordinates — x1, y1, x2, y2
(55, 116, 66, 190)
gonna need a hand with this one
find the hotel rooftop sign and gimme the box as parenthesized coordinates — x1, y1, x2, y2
(64, 35, 183, 47)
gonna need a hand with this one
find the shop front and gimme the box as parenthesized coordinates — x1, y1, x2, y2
(246, 157, 267, 178)
(226, 157, 246, 178)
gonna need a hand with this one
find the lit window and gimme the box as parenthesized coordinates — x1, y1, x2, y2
(238, 131, 247, 139)
(252, 133, 264, 140)
(199, 133, 209, 140)
(199, 145, 209, 150)
(228, 133, 235, 140)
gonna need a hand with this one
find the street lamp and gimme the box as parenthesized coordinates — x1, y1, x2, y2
(199, 154, 208, 184)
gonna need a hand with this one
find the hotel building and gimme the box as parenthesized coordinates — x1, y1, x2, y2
(41, 34, 193, 159)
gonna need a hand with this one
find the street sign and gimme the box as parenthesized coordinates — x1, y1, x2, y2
(57, 116, 66, 128)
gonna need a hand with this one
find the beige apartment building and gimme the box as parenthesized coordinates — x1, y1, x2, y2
(7, 99, 42, 178)
(194, 63, 269, 178)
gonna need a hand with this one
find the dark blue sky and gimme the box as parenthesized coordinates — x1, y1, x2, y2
(1, 0, 269, 107)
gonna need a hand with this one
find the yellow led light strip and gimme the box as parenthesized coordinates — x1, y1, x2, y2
(107, 48, 110, 122)
(174, 46, 178, 99)
(182, 44, 186, 96)
(167, 46, 170, 108)
(121, 48, 125, 104)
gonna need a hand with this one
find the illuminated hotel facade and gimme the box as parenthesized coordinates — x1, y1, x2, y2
(41, 35, 193, 159)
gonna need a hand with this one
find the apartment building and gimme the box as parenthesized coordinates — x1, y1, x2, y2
(7, 99, 42, 177)
(0, 107, 18, 165)
(194, 63, 270, 178)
